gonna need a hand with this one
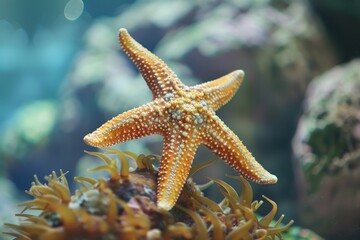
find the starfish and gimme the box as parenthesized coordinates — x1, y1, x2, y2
(84, 28, 277, 210)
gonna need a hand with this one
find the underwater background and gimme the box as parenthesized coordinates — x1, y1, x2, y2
(0, 0, 359, 239)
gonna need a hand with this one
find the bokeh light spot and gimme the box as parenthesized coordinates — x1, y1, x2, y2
(64, 0, 84, 21)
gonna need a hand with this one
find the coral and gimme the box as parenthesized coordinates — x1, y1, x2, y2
(4, 148, 293, 240)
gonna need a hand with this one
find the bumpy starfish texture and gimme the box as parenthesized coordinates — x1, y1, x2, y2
(84, 28, 277, 210)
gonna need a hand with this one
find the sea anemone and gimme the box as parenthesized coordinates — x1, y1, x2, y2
(4, 148, 293, 239)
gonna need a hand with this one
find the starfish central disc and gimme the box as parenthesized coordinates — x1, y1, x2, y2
(84, 28, 277, 210)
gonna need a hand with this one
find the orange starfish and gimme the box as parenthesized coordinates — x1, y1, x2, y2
(84, 28, 277, 210)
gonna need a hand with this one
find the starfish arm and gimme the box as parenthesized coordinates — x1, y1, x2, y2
(157, 130, 200, 210)
(119, 28, 184, 98)
(84, 101, 165, 147)
(192, 70, 244, 111)
(200, 115, 277, 184)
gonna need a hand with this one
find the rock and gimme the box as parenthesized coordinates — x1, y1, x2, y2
(292, 59, 360, 239)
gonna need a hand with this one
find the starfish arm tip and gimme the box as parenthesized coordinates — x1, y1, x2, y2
(233, 69, 245, 79)
(157, 201, 172, 211)
(119, 28, 127, 34)
(260, 174, 278, 184)
(83, 134, 91, 144)
(270, 174, 278, 184)
(118, 28, 130, 40)
(83, 133, 97, 147)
